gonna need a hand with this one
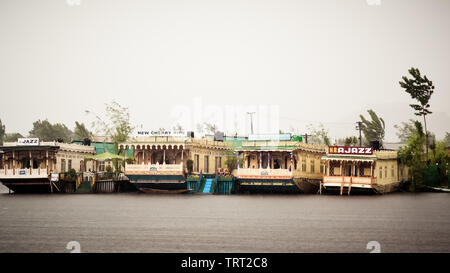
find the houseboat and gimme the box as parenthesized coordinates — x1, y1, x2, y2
(0, 138, 95, 193)
(118, 132, 233, 193)
(321, 146, 408, 194)
(232, 134, 327, 193)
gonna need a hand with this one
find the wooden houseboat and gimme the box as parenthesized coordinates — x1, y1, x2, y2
(0, 138, 95, 193)
(119, 133, 233, 193)
(233, 134, 327, 193)
(321, 146, 408, 194)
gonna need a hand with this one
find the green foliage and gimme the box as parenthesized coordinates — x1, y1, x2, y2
(398, 130, 426, 191)
(344, 136, 358, 146)
(399, 67, 434, 157)
(360, 109, 385, 146)
(186, 159, 194, 175)
(399, 67, 434, 118)
(429, 141, 449, 186)
(394, 119, 420, 143)
(73, 121, 92, 140)
(203, 122, 218, 134)
(444, 132, 450, 146)
(88, 101, 134, 144)
(225, 154, 238, 172)
(29, 119, 73, 142)
(306, 124, 331, 145)
(4, 133, 24, 142)
(64, 168, 78, 182)
(172, 124, 184, 134)
(0, 119, 5, 146)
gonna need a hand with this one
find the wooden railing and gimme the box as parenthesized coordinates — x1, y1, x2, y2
(234, 168, 292, 178)
(0, 168, 49, 179)
(323, 176, 374, 185)
(125, 163, 183, 174)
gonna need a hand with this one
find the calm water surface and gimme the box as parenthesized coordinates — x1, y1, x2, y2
(0, 184, 449, 253)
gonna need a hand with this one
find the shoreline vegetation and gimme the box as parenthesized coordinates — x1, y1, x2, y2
(0, 68, 449, 193)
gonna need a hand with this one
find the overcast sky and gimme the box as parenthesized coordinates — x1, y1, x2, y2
(0, 0, 449, 141)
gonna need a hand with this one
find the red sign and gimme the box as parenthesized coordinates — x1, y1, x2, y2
(328, 146, 373, 155)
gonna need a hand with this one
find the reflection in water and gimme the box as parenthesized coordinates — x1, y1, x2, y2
(0, 188, 449, 253)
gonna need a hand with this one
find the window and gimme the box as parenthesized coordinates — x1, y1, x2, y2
(215, 157, 222, 171)
(99, 161, 105, 172)
(310, 160, 315, 173)
(194, 154, 199, 172)
(204, 155, 209, 173)
(302, 159, 306, 172)
(68, 159, 72, 171)
(80, 160, 84, 172)
(385, 166, 387, 178)
(320, 164, 324, 174)
(379, 167, 382, 179)
(391, 166, 395, 177)
(61, 159, 66, 173)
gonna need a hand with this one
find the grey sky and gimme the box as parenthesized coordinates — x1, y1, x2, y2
(0, 0, 449, 141)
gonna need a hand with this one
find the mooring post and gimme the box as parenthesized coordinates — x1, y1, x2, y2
(348, 177, 352, 195)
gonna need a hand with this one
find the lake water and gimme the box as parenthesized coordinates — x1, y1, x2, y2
(0, 184, 449, 253)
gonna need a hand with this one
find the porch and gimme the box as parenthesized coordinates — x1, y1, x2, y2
(321, 156, 376, 195)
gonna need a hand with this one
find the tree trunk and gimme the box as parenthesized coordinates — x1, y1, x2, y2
(423, 115, 428, 163)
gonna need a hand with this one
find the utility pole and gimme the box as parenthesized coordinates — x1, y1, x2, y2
(356, 121, 363, 146)
(247, 112, 255, 135)
(303, 133, 310, 144)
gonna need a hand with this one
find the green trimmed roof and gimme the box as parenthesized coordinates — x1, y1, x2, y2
(84, 152, 132, 161)
(73, 141, 134, 157)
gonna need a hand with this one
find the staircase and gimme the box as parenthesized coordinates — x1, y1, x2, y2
(202, 178, 213, 193)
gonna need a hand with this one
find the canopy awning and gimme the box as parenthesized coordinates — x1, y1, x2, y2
(321, 155, 376, 162)
(84, 152, 132, 161)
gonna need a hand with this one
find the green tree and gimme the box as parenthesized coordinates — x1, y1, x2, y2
(399, 67, 434, 157)
(29, 119, 73, 142)
(0, 119, 5, 146)
(344, 136, 358, 147)
(4, 133, 24, 142)
(429, 141, 449, 187)
(172, 124, 184, 134)
(306, 124, 331, 145)
(394, 119, 420, 143)
(73, 122, 92, 140)
(225, 153, 241, 172)
(359, 109, 385, 147)
(203, 122, 218, 134)
(398, 121, 427, 191)
(88, 101, 134, 144)
(443, 132, 450, 146)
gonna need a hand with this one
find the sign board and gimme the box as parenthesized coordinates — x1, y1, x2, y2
(50, 173, 59, 182)
(328, 146, 373, 155)
(248, 134, 291, 141)
(19, 170, 26, 175)
(134, 130, 185, 138)
(18, 138, 40, 146)
(292, 135, 303, 142)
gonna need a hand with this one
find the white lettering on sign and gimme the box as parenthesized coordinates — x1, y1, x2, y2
(328, 146, 373, 155)
(18, 138, 40, 146)
(134, 130, 185, 138)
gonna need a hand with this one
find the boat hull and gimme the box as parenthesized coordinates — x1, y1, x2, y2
(126, 174, 188, 193)
(0, 178, 52, 193)
(236, 178, 301, 193)
(293, 178, 321, 194)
